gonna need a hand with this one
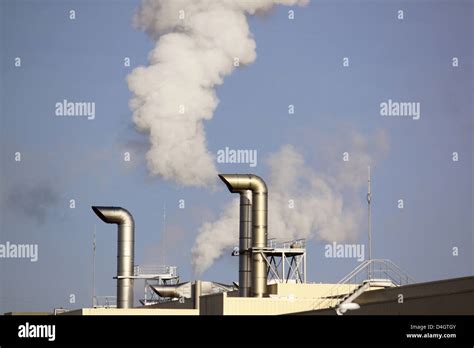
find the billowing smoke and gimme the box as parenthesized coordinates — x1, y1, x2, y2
(192, 131, 389, 274)
(128, 0, 309, 187)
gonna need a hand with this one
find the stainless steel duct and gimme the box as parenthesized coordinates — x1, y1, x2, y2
(152, 282, 190, 299)
(218, 174, 268, 298)
(238, 190, 252, 297)
(92, 206, 135, 309)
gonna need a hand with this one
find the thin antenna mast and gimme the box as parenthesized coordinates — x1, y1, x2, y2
(92, 224, 96, 307)
(367, 166, 372, 279)
(162, 204, 166, 265)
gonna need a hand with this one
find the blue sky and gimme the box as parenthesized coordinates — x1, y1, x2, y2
(0, 0, 472, 312)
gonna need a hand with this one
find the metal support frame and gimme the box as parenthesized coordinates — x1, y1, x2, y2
(262, 239, 307, 284)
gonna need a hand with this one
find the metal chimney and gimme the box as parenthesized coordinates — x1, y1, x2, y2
(238, 190, 252, 297)
(92, 206, 135, 309)
(218, 174, 268, 298)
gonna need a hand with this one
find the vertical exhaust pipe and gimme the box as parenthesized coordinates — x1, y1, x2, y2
(218, 174, 268, 298)
(238, 190, 252, 297)
(92, 206, 135, 309)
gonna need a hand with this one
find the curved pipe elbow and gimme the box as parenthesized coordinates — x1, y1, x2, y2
(92, 206, 134, 227)
(218, 174, 267, 194)
(249, 175, 267, 194)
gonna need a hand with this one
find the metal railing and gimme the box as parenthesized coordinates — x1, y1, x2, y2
(267, 238, 306, 249)
(313, 259, 415, 310)
(134, 265, 178, 277)
(339, 259, 414, 286)
(93, 296, 117, 308)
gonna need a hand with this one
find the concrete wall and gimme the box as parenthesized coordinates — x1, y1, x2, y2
(199, 292, 317, 315)
(267, 283, 358, 299)
(222, 294, 320, 315)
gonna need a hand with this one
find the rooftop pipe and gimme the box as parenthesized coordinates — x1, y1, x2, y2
(92, 206, 135, 309)
(218, 174, 268, 298)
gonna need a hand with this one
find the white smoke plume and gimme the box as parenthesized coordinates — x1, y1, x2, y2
(192, 131, 389, 274)
(128, 0, 309, 186)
